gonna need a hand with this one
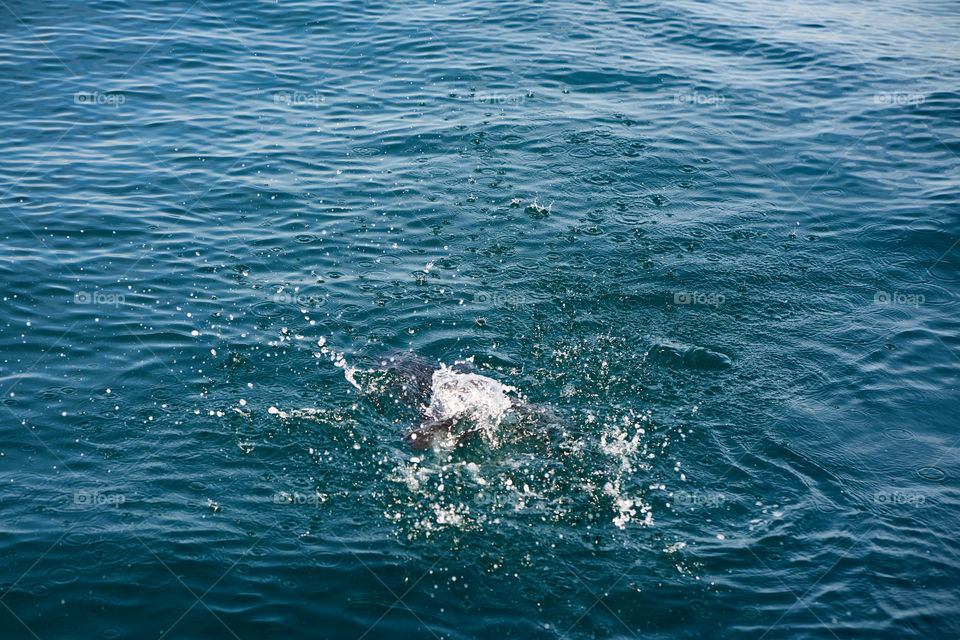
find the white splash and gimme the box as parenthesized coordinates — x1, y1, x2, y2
(314, 336, 363, 390)
(423, 364, 517, 441)
(600, 417, 655, 528)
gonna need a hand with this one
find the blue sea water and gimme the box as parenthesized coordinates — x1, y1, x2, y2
(1, 0, 959, 637)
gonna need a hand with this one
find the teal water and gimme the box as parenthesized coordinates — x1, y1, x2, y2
(1, 0, 959, 637)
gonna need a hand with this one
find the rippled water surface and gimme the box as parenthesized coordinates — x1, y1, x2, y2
(1, 0, 959, 637)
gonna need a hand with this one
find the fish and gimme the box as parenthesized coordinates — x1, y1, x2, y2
(377, 352, 561, 450)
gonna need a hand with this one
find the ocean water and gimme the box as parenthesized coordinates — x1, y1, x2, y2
(1, 0, 958, 637)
